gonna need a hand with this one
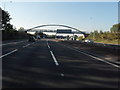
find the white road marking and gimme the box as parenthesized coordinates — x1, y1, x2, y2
(0, 40, 27, 46)
(66, 46, 119, 68)
(47, 41, 65, 76)
(47, 44, 50, 49)
(46, 40, 48, 45)
(32, 42, 35, 44)
(23, 44, 30, 48)
(0, 49, 18, 58)
(47, 41, 50, 49)
(50, 51, 59, 66)
(60, 73, 64, 77)
(46, 40, 50, 49)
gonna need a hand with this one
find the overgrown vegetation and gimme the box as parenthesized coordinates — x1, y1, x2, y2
(1, 9, 29, 40)
(86, 23, 120, 44)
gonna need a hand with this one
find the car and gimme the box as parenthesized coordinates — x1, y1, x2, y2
(84, 39, 94, 43)
(37, 37, 40, 39)
(36, 35, 41, 40)
(28, 36, 36, 42)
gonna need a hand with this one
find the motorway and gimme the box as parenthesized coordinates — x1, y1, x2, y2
(1, 39, 119, 88)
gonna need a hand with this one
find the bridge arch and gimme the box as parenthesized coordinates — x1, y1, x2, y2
(26, 24, 85, 34)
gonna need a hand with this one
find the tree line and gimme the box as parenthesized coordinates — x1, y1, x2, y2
(1, 8, 119, 44)
(1, 9, 30, 40)
(86, 23, 120, 44)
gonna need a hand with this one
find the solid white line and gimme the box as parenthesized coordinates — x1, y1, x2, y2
(50, 51, 59, 66)
(67, 46, 119, 68)
(0, 49, 18, 58)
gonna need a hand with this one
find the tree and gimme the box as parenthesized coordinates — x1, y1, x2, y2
(110, 23, 120, 33)
(5, 23, 13, 31)
(18, 27, 25, 32)
(74, 35, 78, 40)
(85, 23, 120, 44)
(1, 9, 28, 40)
(2, 10, 12, 30)
(77, 36, 83, 40)
(99, 30, 103, 34)
(110, 23, 120, 40)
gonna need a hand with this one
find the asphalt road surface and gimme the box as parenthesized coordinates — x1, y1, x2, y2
(1, 39, 119, 88)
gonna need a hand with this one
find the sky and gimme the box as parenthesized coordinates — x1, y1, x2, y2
(0, 0, 118, 32)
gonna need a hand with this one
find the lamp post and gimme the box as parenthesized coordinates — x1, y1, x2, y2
(0, 9, 1, 30)
(90, 17, 94, 40)
(3, 1, 12, 11)
(4, 1, 5, 10)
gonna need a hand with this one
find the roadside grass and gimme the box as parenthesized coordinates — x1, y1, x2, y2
(94, 40, 119, 45)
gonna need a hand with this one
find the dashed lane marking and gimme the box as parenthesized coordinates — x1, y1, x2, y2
(47, 41, 65, 77)
(60, 73, 64, 77)
(50, 51, 59, 66)
(0, 49, 18, 58)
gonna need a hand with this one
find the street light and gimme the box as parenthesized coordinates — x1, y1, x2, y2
(2, 0, 12, 11)
(90, 17, 95, 40)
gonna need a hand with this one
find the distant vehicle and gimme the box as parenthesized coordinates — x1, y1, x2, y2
(84, 39, 94, 43)
(28, 36, 36, 42)
(37, 37, 41, 39)
(36, 35, 41, 40)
